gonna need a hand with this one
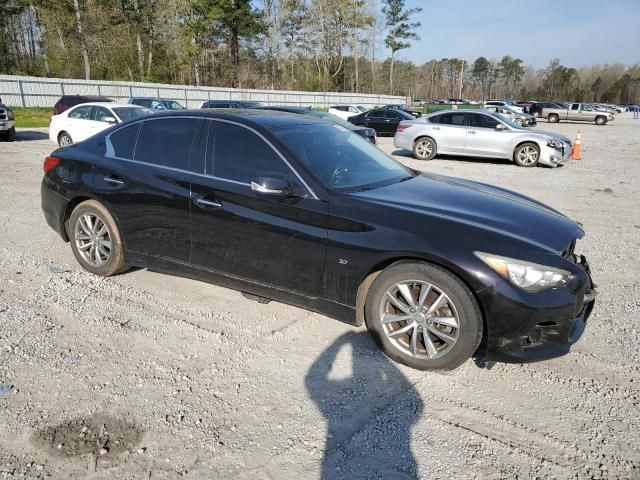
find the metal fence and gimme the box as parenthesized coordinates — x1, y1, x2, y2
(0, 74, 405, 109)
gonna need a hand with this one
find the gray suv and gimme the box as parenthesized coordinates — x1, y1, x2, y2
(0, 101, 15, 141)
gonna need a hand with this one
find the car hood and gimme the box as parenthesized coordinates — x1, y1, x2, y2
(353, 172, 583, 253)
(521, 129, 572, 143)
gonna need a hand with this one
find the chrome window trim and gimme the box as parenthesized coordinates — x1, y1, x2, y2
(105, 115, 319, 200)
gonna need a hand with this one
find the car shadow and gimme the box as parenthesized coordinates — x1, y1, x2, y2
(390, 148, 513, 166)
(16, 130, 49, 141)
(305, 331, 423, 479)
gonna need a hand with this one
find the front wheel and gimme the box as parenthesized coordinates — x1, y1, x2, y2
(413, 137, 437, 160)
(2, 126, 16, 142)
(514, 142, 540, 167)
(364, 262, 482, 371)
(595, 116, 606, 125)
(68, 200, 128, 276)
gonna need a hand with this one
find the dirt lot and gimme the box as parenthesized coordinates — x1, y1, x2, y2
(0, 115, 639, 479)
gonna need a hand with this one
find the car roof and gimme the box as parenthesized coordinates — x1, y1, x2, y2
(123, 109, 328, 129)
(70, 102, 141, 108)
(131, 97, 180, 102)
(256, 105, 311, 113)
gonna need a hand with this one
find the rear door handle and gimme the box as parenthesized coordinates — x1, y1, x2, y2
(432, 126, 440, 130)
(194, 197, 223, 209)
(104, 176, 125, 185)
(468, 130, 476, 134)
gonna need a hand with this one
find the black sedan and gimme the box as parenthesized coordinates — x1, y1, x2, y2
(256, 105, 376, 144)
(348, 108, 415, 135)
(382, 104, 422, 118)
(41, 110, 596, 370)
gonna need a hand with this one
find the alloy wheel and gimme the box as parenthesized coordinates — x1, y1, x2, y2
(415, 140, 433, 159)
(378, 280, 460, 360)
(59, 134, 72, 146)
(517, 146, 538, 165)
(74, 213, 112, 267)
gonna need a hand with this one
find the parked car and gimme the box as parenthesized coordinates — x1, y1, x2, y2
(41, 110, 596, 370)
(0, 101, 16, 141)
(482, 105, 536, 126)
(348, 108, 415, 135)
(382, 104, 422, 118)
(327, 104, 369, 120)
(448, 98, 469, 105)
(394, 109, 572, 167)
(540, 103, 613, 125)
(484, 100, 524, 113)
(256, 105, 376, 144)
(528, 102, 565, 118)
(200, 100, 264, 109)
(53, 95, 113, 115)
(49, 102, 152, 146)
(129, 97, 185, 110)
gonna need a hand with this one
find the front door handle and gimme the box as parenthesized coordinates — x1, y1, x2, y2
(104, 176, 125, 185)
(194, 197, 223, 209)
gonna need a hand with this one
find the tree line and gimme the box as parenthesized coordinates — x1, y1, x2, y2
(1, 0, 639, 104)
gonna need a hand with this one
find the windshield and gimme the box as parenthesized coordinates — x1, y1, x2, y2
(396, 110, 415, 120)
(273, 123, 413, 191)
(356, 105, 368, 112)
(161, 100, 184, 110)
(113, 107, 153, 121)
(491, 112, 525, 130)
(306, 111, 356, 129)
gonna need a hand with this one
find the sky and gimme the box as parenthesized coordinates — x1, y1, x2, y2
(393, 0, 640, 68)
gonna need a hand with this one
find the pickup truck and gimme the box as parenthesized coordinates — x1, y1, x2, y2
(540, 103, 613, 125)
(0, 102, 16, 141)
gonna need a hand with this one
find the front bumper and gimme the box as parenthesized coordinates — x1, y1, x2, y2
(539, 143, 571, 167)
(0, 120, 15, 131)
(478, 254, 596, 363)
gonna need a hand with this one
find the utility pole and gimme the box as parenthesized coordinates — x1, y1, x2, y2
(458, 58, 464, 99)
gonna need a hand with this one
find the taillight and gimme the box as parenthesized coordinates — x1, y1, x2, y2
(396, 123, 411, 133)
(43, 156, 60, 173)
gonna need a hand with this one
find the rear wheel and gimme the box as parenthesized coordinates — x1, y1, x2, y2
(595, 116, 606, 125)
(413, 137, 437, 160)
(68, 200, 128, 277)
(514, 142, 540, 167)
(364, 262, 482, 371)
(58, 131, 73, 147)
(548, 114, 559, 123)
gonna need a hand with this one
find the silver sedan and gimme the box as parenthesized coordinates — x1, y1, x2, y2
(394, 109, 572, 168)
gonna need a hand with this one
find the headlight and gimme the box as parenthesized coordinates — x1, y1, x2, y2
(7, 110, 14, 121)
(475, 252, 571, 292)
(546, 138, 563, 150)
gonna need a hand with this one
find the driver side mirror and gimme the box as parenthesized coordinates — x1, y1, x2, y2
(103, 116, 117, 124)
(251, 176, 292, 196)
(495, 123, 506, 131)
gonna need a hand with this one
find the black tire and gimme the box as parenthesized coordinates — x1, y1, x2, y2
(58, 131, 73, 147)
(595, 116, 606, 125)
(548, 114, 559, 123)
(513, 142, 540, 167)
(68, 200, 128, 277)
(412, 136, 437, 160)
(4, 126, 16, 142)
(364, 262, 482, 371)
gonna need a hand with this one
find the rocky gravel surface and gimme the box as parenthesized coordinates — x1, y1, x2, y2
(0, 116, 638, 479)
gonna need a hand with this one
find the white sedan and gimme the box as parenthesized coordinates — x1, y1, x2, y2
(49, 102, 152, 146)
(327, 104, 369, 120)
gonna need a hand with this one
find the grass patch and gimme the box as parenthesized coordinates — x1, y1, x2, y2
(13, 107, 52, 128)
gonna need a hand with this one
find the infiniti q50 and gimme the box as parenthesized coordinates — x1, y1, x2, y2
(41, 110, 596, 370)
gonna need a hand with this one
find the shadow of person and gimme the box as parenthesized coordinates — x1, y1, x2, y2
(305, 331, 423, 480)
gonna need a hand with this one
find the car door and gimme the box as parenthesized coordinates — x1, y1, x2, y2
(66, 105, 95, 142)
(93, 117, 202, 262)
(88, 106, 117, 137)
(567, 104, 581, 121)
(579, 103, 594, 120)
(430, 112, 467, 153)
(384, 111, 403, 134)
(465, 112, 511, 157)
(364, 111, 386, 133)
(189, 119, 328, 297)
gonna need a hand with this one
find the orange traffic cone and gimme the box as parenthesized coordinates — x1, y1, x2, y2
(570, 130, 582, 160)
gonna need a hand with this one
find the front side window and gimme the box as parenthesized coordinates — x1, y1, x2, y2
(92, 107, 113, 122)
(207, 121, 294, 184)
(469, 113, 499, 129)
(134, 118, 199, 169)
(273, 124, 413, 191)
(68, 105, 93, 119)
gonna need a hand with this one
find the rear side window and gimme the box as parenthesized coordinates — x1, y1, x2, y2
(438, 113, 466, 126)
(109, 123, 140, 159)
(207, 121, 292, 183)
(134, 118, 199, 169)
(367, 111, 385, 119)
(68, 105, 93, 119)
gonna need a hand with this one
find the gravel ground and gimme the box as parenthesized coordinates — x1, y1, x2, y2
(0, 116, 638, 479)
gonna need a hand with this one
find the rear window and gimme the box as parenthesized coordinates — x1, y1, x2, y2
(134, 118, 199, 169)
